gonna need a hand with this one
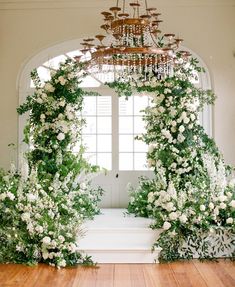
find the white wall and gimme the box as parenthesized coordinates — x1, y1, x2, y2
(0, 0, 235, 169)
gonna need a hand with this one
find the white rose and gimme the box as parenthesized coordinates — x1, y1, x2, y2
(58, 76, 67, 85)
(58, 235, 65, 243)
(35, 226, 44, 234)
(226, 218, 233, 224)
(169, 212, 178, 220)
(190, 114, 196, 121)
(158, 106, 165, 113)
(7, 192, 15, 200)
(57, 133, 65, 141)
(21, 212, 30, 222)
(36, 98, 43, 104)
(219, 202, 226, 209)
(148, 144, 155, 154)
(214, 207, 219, 216)
(179, 214, 187, 223)
(163, 221, 171, 230)
(209, 202, 214, 210)
(44, 83, 55, 93)
(59, 100, 66, 107)
(171, 121, 177, 127)
(179, 125, 185, 133)
(42, 236, 51, 245)
(183, 117, 190, 124)
(165, 202, 174, 212)
(218, 195, 227, 202)
(27, 193, 37, 202)
(230, 200, 235, 208)
(200, 205, 206, 211)
(177, 134, 185, 143)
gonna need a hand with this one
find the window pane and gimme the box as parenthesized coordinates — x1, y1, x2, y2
(83, 153, 97, 165)
(119, 96, 133, 115)
(83, 96, 96, 115)
(134, 153, 148, 170)
(97, 153, 112, 170)
(82, 135, 96, 152)
(134, 117, 145, 134)
(119, 117, 133, 134)
(97, 135, 112, 152)
(134, 139, 148, 152)
(37, 66, 51, 83)
(83, 116, 96, 134)
(79, 75, 101, 88)
(119, 135, 133, 152)
(97, 117, 111, 134)
(97, 96, 111, 115)
(43, 55, 67, 69)
(119, 153, 133, 170)
(134, 95, 149, 115)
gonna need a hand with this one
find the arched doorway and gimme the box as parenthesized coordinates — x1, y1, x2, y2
(17, 39, 213, 208)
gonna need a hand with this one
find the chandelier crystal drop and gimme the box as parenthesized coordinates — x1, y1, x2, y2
(76, 0, 191, 81)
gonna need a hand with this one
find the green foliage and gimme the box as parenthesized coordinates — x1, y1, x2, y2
(0, 59, 104, 267)
(122, 55, 235, 261)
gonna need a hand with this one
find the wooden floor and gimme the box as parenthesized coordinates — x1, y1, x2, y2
(0, 260, 234, 287)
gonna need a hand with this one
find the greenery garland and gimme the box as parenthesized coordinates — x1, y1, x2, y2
(108, 56, 235, 262)
(0, 59, 103, 267)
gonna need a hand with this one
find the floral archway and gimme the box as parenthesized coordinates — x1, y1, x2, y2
(0, 54, 234, 267)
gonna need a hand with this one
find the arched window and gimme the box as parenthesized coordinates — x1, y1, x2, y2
(18, 39, 213, 207)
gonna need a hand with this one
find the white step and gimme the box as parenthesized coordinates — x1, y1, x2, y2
(78, 208, 162, 263)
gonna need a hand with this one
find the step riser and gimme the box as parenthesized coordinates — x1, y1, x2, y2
(79, 230, 161, 249)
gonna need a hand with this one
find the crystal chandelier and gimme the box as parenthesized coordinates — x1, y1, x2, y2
(76, 0, 190, 81)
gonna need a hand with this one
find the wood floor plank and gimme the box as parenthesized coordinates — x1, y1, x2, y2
(114, 264, 132, 287)
(170, 261, 207, 287)
(129, 264, 146, 287)
(209, 261, 235, 287)
(144, 264, 179, 287)
(194, 260, 229, 287)
(0, 260, 234, 287)
(96, 264, 114, 287)
(218, 260, 235, 281)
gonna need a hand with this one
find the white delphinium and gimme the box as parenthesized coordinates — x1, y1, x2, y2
(167, 181, 177, 199)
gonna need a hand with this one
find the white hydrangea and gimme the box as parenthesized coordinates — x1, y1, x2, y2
(163, 221, 171, 230)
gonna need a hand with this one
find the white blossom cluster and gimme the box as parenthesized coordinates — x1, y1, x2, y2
(127, 72, 235, 252)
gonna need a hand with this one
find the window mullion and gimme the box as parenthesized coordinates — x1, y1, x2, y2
(112, 93, 119, 171)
